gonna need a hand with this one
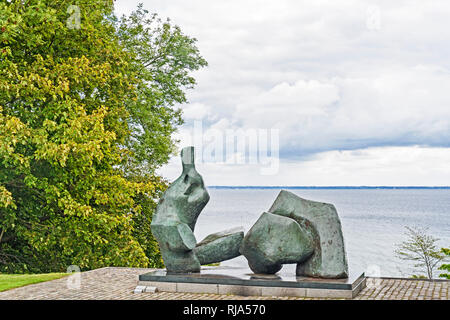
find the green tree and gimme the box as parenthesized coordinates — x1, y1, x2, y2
(395, 226, 445, 279)
(439, 248, 450, 279)
(0, 0, 206, 272)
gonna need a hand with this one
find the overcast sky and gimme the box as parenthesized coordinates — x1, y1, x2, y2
(116, 1, 450, 186)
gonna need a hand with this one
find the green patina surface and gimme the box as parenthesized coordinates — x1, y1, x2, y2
(240, 212, 314, 274)
(269, 190, 349, 278)
(0, 273, 69, 292)
(240, 190, 348, 278)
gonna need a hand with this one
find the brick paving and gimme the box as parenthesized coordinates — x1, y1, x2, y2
(355, 277, 449, 300)
(0, 267, 448, 300)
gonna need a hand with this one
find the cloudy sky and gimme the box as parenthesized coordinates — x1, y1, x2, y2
(116, 1, 450, 186)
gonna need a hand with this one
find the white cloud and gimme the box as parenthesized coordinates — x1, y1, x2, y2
(116, 0, 450, 185)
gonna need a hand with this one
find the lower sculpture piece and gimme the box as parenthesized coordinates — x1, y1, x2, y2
(151, 146, 244, 273)
(240, 190, 349, 279)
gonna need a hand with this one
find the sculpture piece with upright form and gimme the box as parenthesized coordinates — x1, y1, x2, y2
(240, 190, 349, 279)
(151, 146, 244, 273)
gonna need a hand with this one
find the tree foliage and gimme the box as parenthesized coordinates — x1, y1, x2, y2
(395, 226, 445, 279)
(439, 248, 450, 279)
(0, 0, 206, 272)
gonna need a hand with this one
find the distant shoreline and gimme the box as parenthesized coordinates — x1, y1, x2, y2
(208, 186, 450, 189)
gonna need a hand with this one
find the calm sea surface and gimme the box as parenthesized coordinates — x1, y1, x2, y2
(193, 188, 450, 277)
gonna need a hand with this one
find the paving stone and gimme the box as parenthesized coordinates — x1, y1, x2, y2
(218, 284, 262, 296)
(134, 286, 146, 294)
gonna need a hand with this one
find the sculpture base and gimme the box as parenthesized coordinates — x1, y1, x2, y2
(138, 266, 366, 299)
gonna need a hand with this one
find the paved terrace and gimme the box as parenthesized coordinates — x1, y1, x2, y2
(0, 267, 448, 300)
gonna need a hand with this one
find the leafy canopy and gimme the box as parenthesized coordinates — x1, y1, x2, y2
(0, 0, 206, 272)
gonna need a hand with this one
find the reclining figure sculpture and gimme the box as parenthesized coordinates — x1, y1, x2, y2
(151, 146, 348, 278)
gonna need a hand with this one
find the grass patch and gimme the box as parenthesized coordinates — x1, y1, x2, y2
(0, 273, 69, 292)
(202, 262, 221, 267)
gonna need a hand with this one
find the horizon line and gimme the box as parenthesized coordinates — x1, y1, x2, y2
(207, 186, 450, 189)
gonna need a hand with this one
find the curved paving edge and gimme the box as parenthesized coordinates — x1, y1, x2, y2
(0, 267, 448, 300)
